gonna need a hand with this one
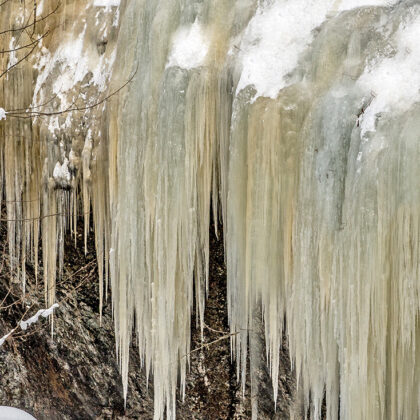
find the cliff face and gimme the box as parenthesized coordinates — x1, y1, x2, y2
(1, 1, 420, 419)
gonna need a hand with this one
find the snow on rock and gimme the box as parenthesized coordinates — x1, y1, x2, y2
(94, 0, 120, 6)
(36, 0, 44, 17)
(0, 329, 15, 347)
(337, 0, 399, 11)
(0, 108, 6, 120)
(53, 158, 71, 186)
(92, 49, 117, 91)
(32, 28, 89, 110)
(32, 13, 117, 114)
(167, 21, 209, 70)
(7, 37, 18, 71)
(20, 304, 59, 331)
(235, 0, 342, 100)
(235, 0, 401, 101)
(0, 305, 59, 348)
(0, 407, 36, 420)
(357, 9, 420, 136)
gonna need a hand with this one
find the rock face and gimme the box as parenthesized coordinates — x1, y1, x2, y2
(0, 221, 297, 419)
(0, 220, 152, 419)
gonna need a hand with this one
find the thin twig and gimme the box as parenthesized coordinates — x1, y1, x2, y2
(204, 322, 227, 335)
(0, 212, 61, 222)
(0, 42, 38, 79)
(0, 3, 60, 36)
(0, 30, 50, 54)
(7, 92, 59, 113)
(181, 331, 240, 359)
(6, 64, 139, 118)
(3, 197, 40, 203)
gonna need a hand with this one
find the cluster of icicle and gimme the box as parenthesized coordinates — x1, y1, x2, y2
(1, 0, 420, 419)
(0, 0, 117, 322)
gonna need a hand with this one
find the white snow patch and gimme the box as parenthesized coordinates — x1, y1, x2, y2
(0, 407, 36, 420)
(167, 21, 209, 70)
(7, 37, 18, 71)
(32, 27, 89, 110)
(32, 22, 117, 112)
(94, 0, 120, 5)
(20, 304, 59, 331)
(0, 329, 15, 347)
(113, 8, 120, 26)
(36, 0, 44, 16)
(53, 159, 71, 184)
(337, 0, 399, 10)
(47, 116, 60, 135)
(92, 49, 117, 90)
(357, 11, 420, 136)
(236, 0, 401, 100)
(69, 149, 77, 165)
(0, 305, 58, 347)
(0, 108, 6, 120)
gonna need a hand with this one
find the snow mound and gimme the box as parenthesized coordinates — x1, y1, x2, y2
(358, 11, 420, 136)
(236, 0, 401, 100)
(0, 407, 37, 420)
(167, 21, 209, 70)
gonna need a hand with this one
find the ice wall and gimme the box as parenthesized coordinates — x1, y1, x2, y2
(1, 0, 420, 419)
(225, 2, 420, 419)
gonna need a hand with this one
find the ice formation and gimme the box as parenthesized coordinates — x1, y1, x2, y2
(1, 0, 420, 419)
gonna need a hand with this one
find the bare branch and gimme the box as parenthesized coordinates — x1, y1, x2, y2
(6, 92, 59, 113)
(32, 0, 38, 36)
(3, 197, 40, 203)
(0, 41, 38, 79)
(0, 30, 50, 54)
(204, 322, 227, 335)
(181, 331, 240, 359)
(0, 212, 61, 222)
(0, 0, 13, 8)
(0, 209, 94, 223)
(0, 263, 97, 346)
(0, 3, 60, 36)
(6, 64, 139, 119)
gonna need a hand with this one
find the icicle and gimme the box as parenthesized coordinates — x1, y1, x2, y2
(106, 2, 255, 417)
(82, 131, 92, 256)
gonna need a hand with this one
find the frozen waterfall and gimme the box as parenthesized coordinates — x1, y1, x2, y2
(1, 0, 420, 419)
